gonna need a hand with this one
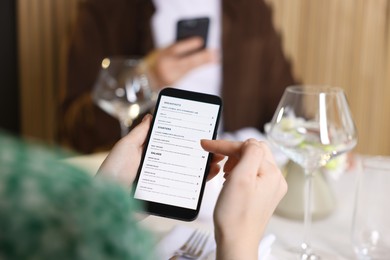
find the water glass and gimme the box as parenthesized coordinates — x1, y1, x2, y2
(351, 156, 390, 259)
(92, 57, 157, 136)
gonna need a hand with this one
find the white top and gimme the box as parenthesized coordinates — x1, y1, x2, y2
(151, 0, 222, 96)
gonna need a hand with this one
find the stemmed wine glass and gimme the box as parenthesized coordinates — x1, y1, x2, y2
(92, 57, 157, 137)
(266, 85, 357, 259)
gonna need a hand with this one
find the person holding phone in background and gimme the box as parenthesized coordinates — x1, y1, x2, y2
(60, 0, 295, 153)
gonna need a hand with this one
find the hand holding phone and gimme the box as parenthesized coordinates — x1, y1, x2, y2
(176, 17, 210, 52)
(132, 88, 222, 221)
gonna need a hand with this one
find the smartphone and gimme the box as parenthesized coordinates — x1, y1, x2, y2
(176, 17, 210, 51)
(132, 88, 222, 221)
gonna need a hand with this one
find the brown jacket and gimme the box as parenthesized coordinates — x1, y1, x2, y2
(60, 0, 295, 153)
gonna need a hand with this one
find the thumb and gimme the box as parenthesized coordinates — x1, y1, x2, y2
(123, 114, 152, 146)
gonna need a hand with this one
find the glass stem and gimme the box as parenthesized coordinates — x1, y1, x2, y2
(301, 168, 315, 258)
(119, 121, 129, 137)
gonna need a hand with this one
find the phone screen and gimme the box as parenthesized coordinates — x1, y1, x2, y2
(133, 88, 222, 220)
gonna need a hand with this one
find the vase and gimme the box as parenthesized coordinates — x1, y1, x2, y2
(275, 160, 336, 220)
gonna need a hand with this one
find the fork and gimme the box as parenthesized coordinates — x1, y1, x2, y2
(169, 229, 209, 260)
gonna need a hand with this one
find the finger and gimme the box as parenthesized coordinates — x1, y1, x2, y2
(211, 153, 225, 164)
(123, 114, 152, 146)
(206, 154, 224, 181)
(257, 156, 282, 179)
(176, 50, 216, 73)
(206, 163, 221, 181)
(255, 143, 280, 176)
(256, 141, 275, 162)
(168, 37, 204, 56)
(228, 139, 266, 180)
(223, 171, 231, 180)
(223, 157, 239, 173)
(237, 139, 282, 180)
(201, 139, 243, 157)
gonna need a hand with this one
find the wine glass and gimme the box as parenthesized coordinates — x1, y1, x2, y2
(266, 85, 357, 259)
(351, 156, 390, 259)
(92, 57, 157, 137)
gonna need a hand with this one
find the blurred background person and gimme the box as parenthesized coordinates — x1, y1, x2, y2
(60, 0, 295, 153)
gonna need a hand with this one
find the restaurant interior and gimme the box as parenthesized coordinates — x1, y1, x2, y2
(2, 0, 390, 155)
(1, 1, 390, 259)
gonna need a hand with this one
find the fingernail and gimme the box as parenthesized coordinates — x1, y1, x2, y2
(142, 114, 152, 122)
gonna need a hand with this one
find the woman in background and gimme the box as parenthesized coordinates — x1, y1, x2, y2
(60, 0, 295, 153)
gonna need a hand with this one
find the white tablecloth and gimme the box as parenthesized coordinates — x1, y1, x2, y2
(64, 151, 359, 259)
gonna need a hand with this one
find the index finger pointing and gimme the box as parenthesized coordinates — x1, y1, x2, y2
(200, 139, 242, 157)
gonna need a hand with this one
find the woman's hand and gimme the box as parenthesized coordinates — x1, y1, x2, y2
(146, 37, 217, 88)
(96, 114, 153, 187)
(201, 139, 288, 260)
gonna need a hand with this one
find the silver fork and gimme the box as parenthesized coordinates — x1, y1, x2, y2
(169, 229, 209, 260)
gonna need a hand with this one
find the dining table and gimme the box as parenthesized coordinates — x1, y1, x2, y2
(64, 150, 361, 259)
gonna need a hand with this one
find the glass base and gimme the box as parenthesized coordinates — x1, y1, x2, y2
(272, 247, 349, 260)
(354, 245, 390, 260)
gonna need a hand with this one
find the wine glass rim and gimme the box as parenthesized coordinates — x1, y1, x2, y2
(361, 156, 390, 171)
(100, 56, 142, 68)
(286, 85, 344, 95)
(103, 55, 142, 61)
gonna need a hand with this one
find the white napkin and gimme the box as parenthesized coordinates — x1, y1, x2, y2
(155, 225, 276, 260)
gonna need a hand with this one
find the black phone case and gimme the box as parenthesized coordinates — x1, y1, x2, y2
(176, 17, 210, 50)
(132, 88, 222, 221)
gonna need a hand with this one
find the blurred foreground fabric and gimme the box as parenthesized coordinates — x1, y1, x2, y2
(0, 131, 153, 260)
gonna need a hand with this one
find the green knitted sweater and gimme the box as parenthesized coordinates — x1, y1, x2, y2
(0, 132, 153, 259)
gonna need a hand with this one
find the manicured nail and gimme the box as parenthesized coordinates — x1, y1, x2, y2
(142, 114, 152, 122)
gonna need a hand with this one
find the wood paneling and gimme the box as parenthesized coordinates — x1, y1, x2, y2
(17, 0, 390, 154)
(17, 0, 78, 142)
(267, 0, 390, 155)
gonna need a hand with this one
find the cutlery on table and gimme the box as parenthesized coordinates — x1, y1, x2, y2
(169, 229, 209, 260)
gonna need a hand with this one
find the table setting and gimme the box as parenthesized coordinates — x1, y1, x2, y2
(154, 225, 276, 259)
(64, 81, 390, 259)
(65, 148, 390, 259)
(65, 138, 390, 259)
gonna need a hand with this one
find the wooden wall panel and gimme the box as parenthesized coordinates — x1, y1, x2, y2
(267, 0, 390, 155)
(17, 0, 78, 143)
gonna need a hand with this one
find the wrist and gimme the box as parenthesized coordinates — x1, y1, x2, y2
(215, 231, 258, 260)
(216, 243, 258, 260)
